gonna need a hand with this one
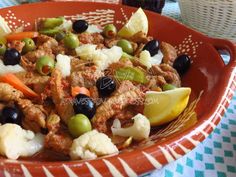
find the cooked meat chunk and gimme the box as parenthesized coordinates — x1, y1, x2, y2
(160, 42, 177, 66)
(18, 99, 47, 132)
(50, 69, 64, 104)
(113, 106, 137, 120)
(23, 48, 54, 63)
(7, 40, 25, 53)
(134, 43, 145, 56)
(70, 58, 94, 73)
(92, 81, 144, 132)
(45, 131, 72, 155)
(0, 83, 23, 102)
(79, 32, 104, 45)
(114, 80, 136, 95)
(15, 72, 49, 86)
(149, 64, 181, 87)
(70, 66, 104, 88)
(129, 31, 153, 44)
(46, 113, 61, 133)
(104, 38, 119, 48)
(56, 99, 74, 124)
(37, 34, 58, 50)
(20, 56, 36, 72)
(50, 69, 74, 123)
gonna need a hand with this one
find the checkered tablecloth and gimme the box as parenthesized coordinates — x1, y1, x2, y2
(0, 1, 235, 177)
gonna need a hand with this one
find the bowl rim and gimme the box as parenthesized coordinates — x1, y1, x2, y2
(1, 1, 236, 176)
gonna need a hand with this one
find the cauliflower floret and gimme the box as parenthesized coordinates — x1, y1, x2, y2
(111, 114, 150, 141)
(55, 54, 71, 77)
(0, 60, 25, 75)
(75, 44, 122, 70)
(139, 50, 164, 68)
(58, 19, 72, 31)
(139, 50, 152, 69)
(0, 124, 44, 160)
(70, 130, 118, 160)
(86, 25, 103, 34)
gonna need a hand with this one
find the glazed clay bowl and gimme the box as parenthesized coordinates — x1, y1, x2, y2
(0, 2, 236, 176)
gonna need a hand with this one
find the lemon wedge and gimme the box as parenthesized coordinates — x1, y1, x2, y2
(144, 87, 191, 126)
(118, 8, 148, 38)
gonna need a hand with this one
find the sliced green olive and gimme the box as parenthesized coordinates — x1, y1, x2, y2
(36, 56, 55, 75)
(115, 67, 148, 84)
(68, 114, 92, 138)
(103, 24, 117, 38)
(0, 42, 6, 56)
(41, 17, 64, 30)
(117, 39, 133, 55)
(39, 29, 61, 37)
(63, 33, 79, 49)
(22, 38, 36, 54)
(162, 84, 176, 91)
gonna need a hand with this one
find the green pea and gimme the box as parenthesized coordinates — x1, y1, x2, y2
(63, 33, 79, 49)
(22, 38, 36, 54)
(103, 24, 117, 38)
(117, 39, 133, 55)
(0, 42, 6, 56)
(36, 56, 55, 75)
(163, 84, 176, 91)
(55, 31, 66, 42)
(68, 114, 92, 138)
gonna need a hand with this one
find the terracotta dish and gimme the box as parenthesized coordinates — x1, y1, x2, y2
(0, 1, 236, 176)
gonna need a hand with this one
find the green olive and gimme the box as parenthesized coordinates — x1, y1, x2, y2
(36, 56, 55, 75)
(103, 24, 117, 38)
(163, 84, 176, 91)
(68, 114, 92, 138)
(22, 38, 36, 54)
(0, 36, 7, 44)
(63, 33, 79, 49)
(55, 31, 66, 42)
(0, 42, 6, 56)
(117, 39, 133, 55)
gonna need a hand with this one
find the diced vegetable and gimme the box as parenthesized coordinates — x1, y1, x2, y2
(39, 29, 61, 37)
(40, 17, 64, 30)
(71, 86, 90, 97)
(115, 66, 148, 84)
(6, 32, 38, 42)
(0, 73, 38, 98)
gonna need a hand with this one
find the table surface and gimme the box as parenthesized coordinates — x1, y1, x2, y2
(0, 1, 236, 177)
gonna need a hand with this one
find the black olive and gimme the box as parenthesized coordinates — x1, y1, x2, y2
(72, 20, 89, 33)
(3, 48, 21, 65)
(0, 106, 22, 125)
(173, 54, 191, 75)
(96, 76, 116, 97)
(143, 39, 159, 56)
(73, 94, 96, 119)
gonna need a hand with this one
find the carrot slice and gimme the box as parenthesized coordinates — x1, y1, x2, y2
(0, 73, 38, 98)
(71, 86, 90, 97)
(6, 32, 39, 41)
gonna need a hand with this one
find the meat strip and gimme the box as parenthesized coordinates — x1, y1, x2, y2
(0, 83, 23, 102)
(160, 42, 177, 66)
(45, 131, 72, 155)
(18, 99, 47, 132)
(92, 81, 144, 132)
